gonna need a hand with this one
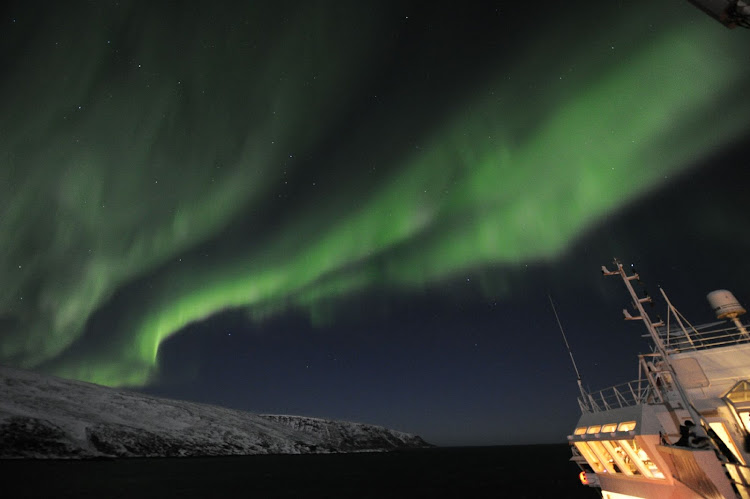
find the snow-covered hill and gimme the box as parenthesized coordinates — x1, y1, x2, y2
(0, 366, 430, 458)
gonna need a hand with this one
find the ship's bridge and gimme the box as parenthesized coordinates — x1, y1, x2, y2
(570, 263, 750, 498)
(579, 319, 750, 430)
(656, 319, 750, 434)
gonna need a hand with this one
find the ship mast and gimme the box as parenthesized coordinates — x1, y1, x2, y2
(601, 259, 710, 439)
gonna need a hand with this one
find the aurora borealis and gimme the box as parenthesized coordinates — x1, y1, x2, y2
(2, 1, 750, 444)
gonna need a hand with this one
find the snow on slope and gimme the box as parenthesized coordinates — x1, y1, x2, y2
(0, 366, 430, 458)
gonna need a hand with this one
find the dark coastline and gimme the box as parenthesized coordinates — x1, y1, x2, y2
(3, 443, 600, 498)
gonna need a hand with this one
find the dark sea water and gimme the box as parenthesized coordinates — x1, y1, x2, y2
(3, 444, 601, 498)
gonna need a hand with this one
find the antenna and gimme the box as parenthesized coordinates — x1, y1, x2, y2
(548, 294, 589, 411)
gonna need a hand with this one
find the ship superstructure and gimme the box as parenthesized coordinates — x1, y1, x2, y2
(568, 260, 750, 499)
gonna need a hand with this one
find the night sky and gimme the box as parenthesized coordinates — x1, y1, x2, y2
(2, 1, 750, 446)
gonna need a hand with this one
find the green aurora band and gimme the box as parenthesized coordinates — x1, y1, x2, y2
(2, 2, 749, 386)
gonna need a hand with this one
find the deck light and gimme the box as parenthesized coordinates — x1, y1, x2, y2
(579, 471, 589, 485)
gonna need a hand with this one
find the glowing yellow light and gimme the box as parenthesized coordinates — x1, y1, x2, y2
(574, 442, 605, 473)
(579, 470, 589, 485)
(602, 492, 646, 499)
(617, 421, 636, 431)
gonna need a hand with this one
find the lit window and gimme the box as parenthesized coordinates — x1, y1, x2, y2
(587, 425, 602, 434)
(574, 427, 587, 435)
(601, 423, 617, 433)
(615, 439, 653, 478)
(708, 422, 745, 464)
(602, 440, 640, 476)
(588, 440, 619, 473)
(726, 380, 750, 404)
(620, 439, 665, 479)
(617, 421, 636, 431)
(574, 442, 605, 473)
(739, 412, 750, 433)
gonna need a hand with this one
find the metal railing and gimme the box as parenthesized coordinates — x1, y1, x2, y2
(580, 378, 657, 413)
(657, 321, 750, 354)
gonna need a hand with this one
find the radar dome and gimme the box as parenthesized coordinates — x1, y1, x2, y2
(707, 290, 746, 319)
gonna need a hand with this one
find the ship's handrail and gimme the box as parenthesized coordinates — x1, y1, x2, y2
(657, 320, 750, 354)
(580, 378, 656, 412)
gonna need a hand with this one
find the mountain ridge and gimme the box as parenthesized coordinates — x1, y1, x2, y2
(0, 365, 431, 458)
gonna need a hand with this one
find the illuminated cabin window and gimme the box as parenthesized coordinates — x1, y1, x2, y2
(620, 439, 665, 479)
(615, 439, 655, 478)
(726, 380, 750, 403)
(588, 440, 619, 473)
(587, 425, 602, 434)
(740, 412, 750, 434)
(574, 442, 605, 473)
(617, 421, 636, 432)
(708, 422, 745, 465)
(602, 440, 640, 476)
(574, 427, 587, 435)
(574, 440, 665, 480)
(601, 423, 617, 433)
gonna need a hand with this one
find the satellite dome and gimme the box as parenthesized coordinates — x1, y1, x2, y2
(706, 289, 746, 319)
